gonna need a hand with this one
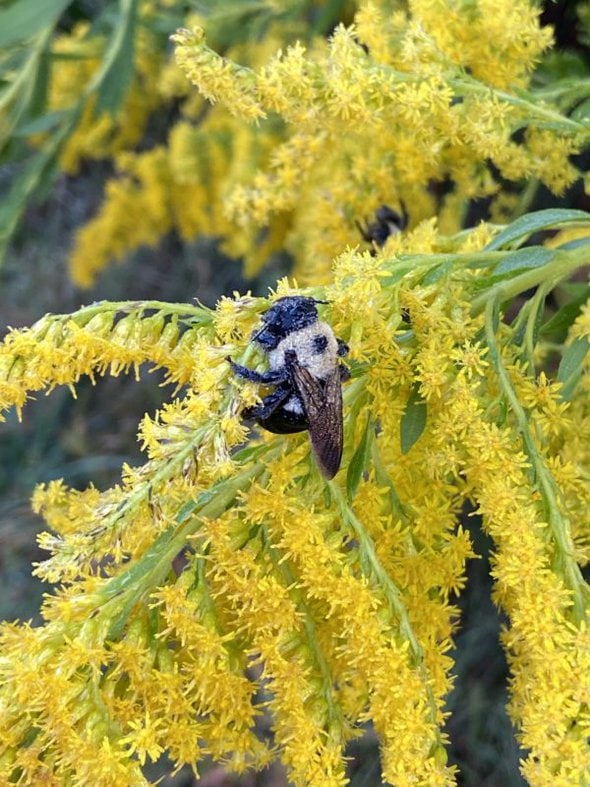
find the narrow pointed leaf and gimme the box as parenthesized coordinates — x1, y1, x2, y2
(485, 209, 590, 251)
(0, 0, 72, 47)
(400, 383, 427, 454)
(558, 337, 590, 401)
(346, 415, 374, 500)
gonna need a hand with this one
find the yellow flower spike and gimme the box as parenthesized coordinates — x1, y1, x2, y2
(46, 0, 585, 290)
(429, 355, 590, 783)
(198, 513, 351, 783)
(172, 27, 266, 122)
(6, 172, 590, 786)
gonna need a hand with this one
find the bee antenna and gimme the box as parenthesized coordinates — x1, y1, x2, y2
(313, 298, 330, 304)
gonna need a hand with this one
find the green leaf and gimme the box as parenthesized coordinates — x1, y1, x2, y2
(485, 209, 590, 251)
(0, 110, 78, 261)
(0, 0, 73, 46)
(556, 235, 590, 252)
(94, 0, 139, 115)
(371, 440, 408, 522)
(494, 247, 554, 275)
(541, 287, 590, 342)
(346, 415, 374, 500)
(0, 26, 53, 150)
(421, 259, 453, 285)
(28, 39, 51, 118)
(559, 282, 590, 298)
(231, 443, 268, 464)
(13, 110, 70, 137)
(557, 337, 590, 401)
(489, 298, 501, 334)
(312, 0, 349, 34)
(400, 383, 427, 454)
(381, 268, 410, 287)
(469, 249, 554, 289)
(572, 97, 590, 121)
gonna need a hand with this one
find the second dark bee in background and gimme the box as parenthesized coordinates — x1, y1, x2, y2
(357, 204, 408, 250)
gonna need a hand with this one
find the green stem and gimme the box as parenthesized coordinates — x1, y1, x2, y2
(522, 279, 552, 373)
(86, 426, 209, 540)
(63, 300, 213, 325)
(533, 79, 590, 103)
(471, 245, 590, 314)
(484, 297, 589, 622)
(514, 178, 540, 218)
(328, 483, 441, 737)
(371, 440, 410, 526)
(452, 76, 590, 135)
(266, 542, 344, 735)
(393, 250, 505, 270)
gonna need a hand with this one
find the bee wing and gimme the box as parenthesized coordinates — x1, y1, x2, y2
(290, 362, 344, 480)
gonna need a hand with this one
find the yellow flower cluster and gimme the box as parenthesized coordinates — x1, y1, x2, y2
(408, 317, 590, 784)
(0, 301, 216, 416)
(3, 214, 590, 782)
(166, 1, 583, 284)
(68, 113, 288, 286)
(45, 20, 164, 174)
(67, 0, 588, 287)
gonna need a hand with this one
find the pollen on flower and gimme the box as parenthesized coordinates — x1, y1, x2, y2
(570, 301, 590, 341)
(172, 27, 266, 122)
(450, 340, 489, 380)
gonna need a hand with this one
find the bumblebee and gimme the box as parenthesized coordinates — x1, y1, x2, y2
(357, 204, 407, 248)
(228, 296, 349, 479)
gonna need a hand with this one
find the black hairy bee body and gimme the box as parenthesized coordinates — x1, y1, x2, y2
(228, 296, 349, 479)
(358, 204, 407, 249)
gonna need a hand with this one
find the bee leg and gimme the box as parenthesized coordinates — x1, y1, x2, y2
(284, 349, 297, 367)
(243, 384, 292, 420)
(282, 350, 306, 383)
(337, 339, 349, 357)
(356, 218, 370, 242)
(227, 358, 289, 385)
(339, 364, 351, 382)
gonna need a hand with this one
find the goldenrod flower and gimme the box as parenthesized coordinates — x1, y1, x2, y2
(3, 2, 590, 783)
(65, 0, 587, 287)
(5, 216, 590, 782)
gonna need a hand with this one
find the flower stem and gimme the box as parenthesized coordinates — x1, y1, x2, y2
(59, 300, 213, 326)
(452, 76, 590, 136)
(328, 483, 441, 736)
(484, 296, 590, 622)
(89, 461, 266, 639)
(471, 245, 590, 314)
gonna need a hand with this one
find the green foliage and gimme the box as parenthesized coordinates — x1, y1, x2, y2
(0, 0, 72, 47)
(400, 383, 427, 455)
(0, 0, 169, 258)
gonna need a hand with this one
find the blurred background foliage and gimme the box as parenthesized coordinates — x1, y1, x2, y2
(0, 0, 589, 784)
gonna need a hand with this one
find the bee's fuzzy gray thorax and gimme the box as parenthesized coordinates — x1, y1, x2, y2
(268, 321, 339, 379)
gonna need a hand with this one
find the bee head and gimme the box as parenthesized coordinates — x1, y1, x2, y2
(252, 296, 327, 349)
